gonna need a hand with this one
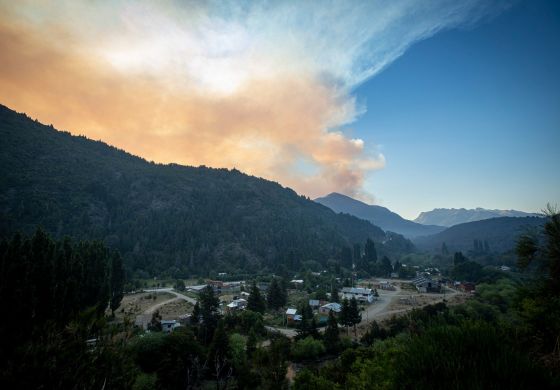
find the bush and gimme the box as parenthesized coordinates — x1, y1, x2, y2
(291, 337, 326, 361)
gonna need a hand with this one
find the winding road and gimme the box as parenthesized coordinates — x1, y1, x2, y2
(142, 288, 197, 314)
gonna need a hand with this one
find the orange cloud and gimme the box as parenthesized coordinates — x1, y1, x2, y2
(0, 19, 383, 199)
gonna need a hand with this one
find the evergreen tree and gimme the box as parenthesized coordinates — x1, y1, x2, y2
(246, 328, 257, 359)
(109, 253, 125, 316)
(364, 239, 378, 263)
(247, 281, 266, 314)
(441, 242, 449, 256)
(323, 311, 340, 353)
(349, 297, 362, 337)
(297, 302, 318, 339)
(330, 283, 340, 303)
(454, 252, 468, 266)
(267, 278, 284, 310)
(191, 301, 201, 325)
(208, 320, 231, 389)
(339, 298, 352, 335)
(199, 285, 220, 344)
(353, 243, 362, 261)
(380, 256, 393, 277)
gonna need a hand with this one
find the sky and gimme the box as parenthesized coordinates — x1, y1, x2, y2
(0, 0, 558, 219)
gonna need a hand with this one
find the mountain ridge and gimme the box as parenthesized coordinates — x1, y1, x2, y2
(0, 104, 414, 277)
(314, 192, 445, 238)
(415, 207, 542, 227)
(412, 216, 545, 253)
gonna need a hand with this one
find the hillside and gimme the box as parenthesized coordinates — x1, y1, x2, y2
(0, 104, 413, 277)
(413, 216, 546, 253)
(415, 207, 541, 227)
(315, 192, 445, 238)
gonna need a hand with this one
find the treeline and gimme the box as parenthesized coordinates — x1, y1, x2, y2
(293, 208, 560, 389)
(0, 104, 413, 278)
(0, 229, 126, 388)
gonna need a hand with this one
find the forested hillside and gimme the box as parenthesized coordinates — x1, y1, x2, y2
(413, 216, 546, 253)
(0, 104, 411, 277)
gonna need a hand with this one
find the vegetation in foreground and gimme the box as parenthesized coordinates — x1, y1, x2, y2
(0, 208, 559, 389)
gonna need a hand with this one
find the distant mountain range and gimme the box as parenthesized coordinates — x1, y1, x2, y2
(0, 104, 415, 277)
(414, 208, 542, 227)
(413, 216, 546, 253)
(314, 193, 445, 238)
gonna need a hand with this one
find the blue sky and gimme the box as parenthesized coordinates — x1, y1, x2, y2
(354, 0, 560, 219)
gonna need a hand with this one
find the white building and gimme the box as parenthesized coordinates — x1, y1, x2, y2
(341, 287, 375, 303)
(319, 302, 342, 315)
(161, 320, 181, 333)
(226, 298, 248, 312)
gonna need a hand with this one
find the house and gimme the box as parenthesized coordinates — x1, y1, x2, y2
(319, 302, 342, 315)
(290, 279, 304, 288)
(500, 265, 511, 272)
(226, 298, 248, 312)
(341, 287, 375, 303)
(412, 274, 441, 293)
(286, 308, 302, 325)
(378, 280, 396, 291)
(161, 320, 181, 333)
(459, 282, 476, 293)
(187, 284, 208, 294)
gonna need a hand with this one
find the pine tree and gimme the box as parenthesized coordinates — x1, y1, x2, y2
(380, 256, 393, 277)
(247, 281, 265, 314)
(349, 297, 362, 337)
(208, 320, 231, 389)
(267, 278, 284, 310)
(323, 311, 340, 353)
(297, 302, 317, 339)
(246, 328, 257, 359)
(340, 298, 352, 335)
(441, 242, 449, 256)
(364, 239, 377, 263)
(199, 285, 220, 344)
(330, 284, 340, 303)
(191, 301, 201, 325)
(109, 253, 124, 316)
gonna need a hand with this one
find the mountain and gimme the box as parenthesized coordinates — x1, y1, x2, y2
(413, 216, 546, 253)
(0, 104, 414, 277)
(415, 207, 542, 227)
(314, 192, 445, 238)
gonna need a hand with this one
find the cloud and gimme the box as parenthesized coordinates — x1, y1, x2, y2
(0, 0, 509, 199)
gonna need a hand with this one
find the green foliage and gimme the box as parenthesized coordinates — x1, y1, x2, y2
(253, 336, 290, 389)
(323, 311, 341, 353)
(247, 281, 266, 314)
(292, 336, 326, 361)
(297, 301, 319, 339)
(292, 368, 339, 390)
(267, 278, 286, 310)
(0, 104, 394, 278)
(0, 230, 131, 388)
(393, 321, 556, 389)
(132, 373, 157, 390)
(198, 285, 220, 343)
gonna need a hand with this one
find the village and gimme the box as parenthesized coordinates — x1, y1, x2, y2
(117, 269, 473, 338)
